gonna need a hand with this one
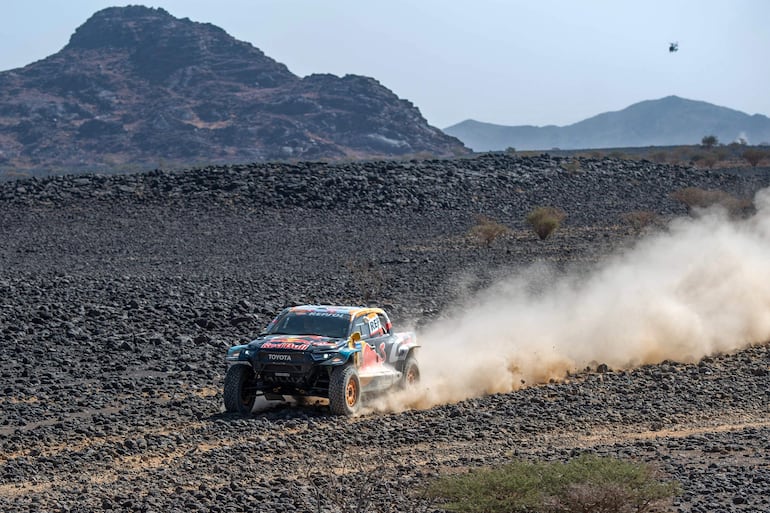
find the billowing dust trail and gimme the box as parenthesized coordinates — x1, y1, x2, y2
(376, 188, 770, 411)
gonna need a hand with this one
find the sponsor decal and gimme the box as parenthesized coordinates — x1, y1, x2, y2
(268, 353, 293, 361)
(305, 312, 347, 318)
(368, 316, 381, 335)
(262, 342, 310, 350)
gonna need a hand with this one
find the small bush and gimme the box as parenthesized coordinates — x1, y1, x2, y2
(700, 155, 717, 168)
(621, 210, 659, 233)
(526, 207, 566, 240)
(701, 135, 718, 148)
(560, 159, 582, 174)
(469, 214, 510, 247)
(742, 148, 766, 167)
(670, 187, 752, 217)
(425, 455, 680, 513)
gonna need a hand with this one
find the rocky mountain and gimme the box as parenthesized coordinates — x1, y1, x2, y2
(444, 96, 770, 151)
(0, 6, 467, 175)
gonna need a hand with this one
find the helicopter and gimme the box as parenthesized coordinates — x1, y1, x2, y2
(669, 41, 679, 53)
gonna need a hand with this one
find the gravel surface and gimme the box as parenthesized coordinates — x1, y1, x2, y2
(1, 154, 770, 512)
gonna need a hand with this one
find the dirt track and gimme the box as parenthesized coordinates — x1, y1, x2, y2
(2, 154, 770, 512)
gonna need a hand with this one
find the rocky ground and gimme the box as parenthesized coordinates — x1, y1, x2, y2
(1, 153, 770, 512)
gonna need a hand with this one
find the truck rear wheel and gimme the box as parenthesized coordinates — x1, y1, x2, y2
(224, 364, 257, 414)
(329, 365, 361, 416)
(399, 356, 420, 389)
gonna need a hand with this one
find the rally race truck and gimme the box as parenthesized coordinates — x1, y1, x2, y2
(223, 305, 419, 415)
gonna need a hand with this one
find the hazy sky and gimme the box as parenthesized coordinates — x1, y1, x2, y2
(2, 1, 768, 128)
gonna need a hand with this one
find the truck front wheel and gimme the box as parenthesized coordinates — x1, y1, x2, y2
(224, 364, 257, 414)
(329, 365, 361, 416)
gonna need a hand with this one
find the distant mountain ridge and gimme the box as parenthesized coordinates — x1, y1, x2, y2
(0, 6, 467, 174)
(444, 96, 770, 151)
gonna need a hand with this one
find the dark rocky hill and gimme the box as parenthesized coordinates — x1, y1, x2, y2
(445, 95, 770, 151)
(0, 6, 467, 175)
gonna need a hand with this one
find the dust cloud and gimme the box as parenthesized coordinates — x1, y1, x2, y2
(375, 187, 770, 412)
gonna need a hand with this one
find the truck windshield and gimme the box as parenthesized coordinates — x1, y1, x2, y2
(267, 312, 351, 339)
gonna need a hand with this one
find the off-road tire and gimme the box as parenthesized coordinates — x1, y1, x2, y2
(223, 364, 257, 414)
(328, 365, 361, 416)
(399, 356, 420, 389)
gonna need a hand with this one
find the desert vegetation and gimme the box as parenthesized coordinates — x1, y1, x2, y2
(742, 148, 767, 167)
(425, 455, 680, 513)
(526, 206, 566, 240)
(621, 210, 659, 234)
(670, 186, 752, 217)
(469, 214, 511, 247)
(701, 134, 718, 148)
(560, 158, 582, 174)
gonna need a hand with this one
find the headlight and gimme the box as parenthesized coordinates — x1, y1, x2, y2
(311, 352, 338, 361)
(226, 345, 251, 361)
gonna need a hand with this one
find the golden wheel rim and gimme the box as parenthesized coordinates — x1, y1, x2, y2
(345, 379, 358, 407)
(406, 369, 417, 384)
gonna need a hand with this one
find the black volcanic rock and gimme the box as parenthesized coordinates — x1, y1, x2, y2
(1, 155, 770, 512)
(0, 6, 467, 174)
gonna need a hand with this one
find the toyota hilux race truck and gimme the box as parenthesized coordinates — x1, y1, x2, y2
(223, 305, 419, 415)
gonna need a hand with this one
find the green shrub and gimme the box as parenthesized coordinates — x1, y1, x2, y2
(670, 187, 752, 217)
(700, 155, 717, 168)
(469, 214, 510, 248)
(701, 135, 718, 148)
(425, 455, 680, 513)
(526, 207, 566, 240)
(621, 210, 659, 233)
(560, 159, 582, 174)
(715, 149, 729, 162)
(742, 148, 766, 167)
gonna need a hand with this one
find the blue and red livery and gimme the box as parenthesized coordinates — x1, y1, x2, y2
(223, 305, 419, 415)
